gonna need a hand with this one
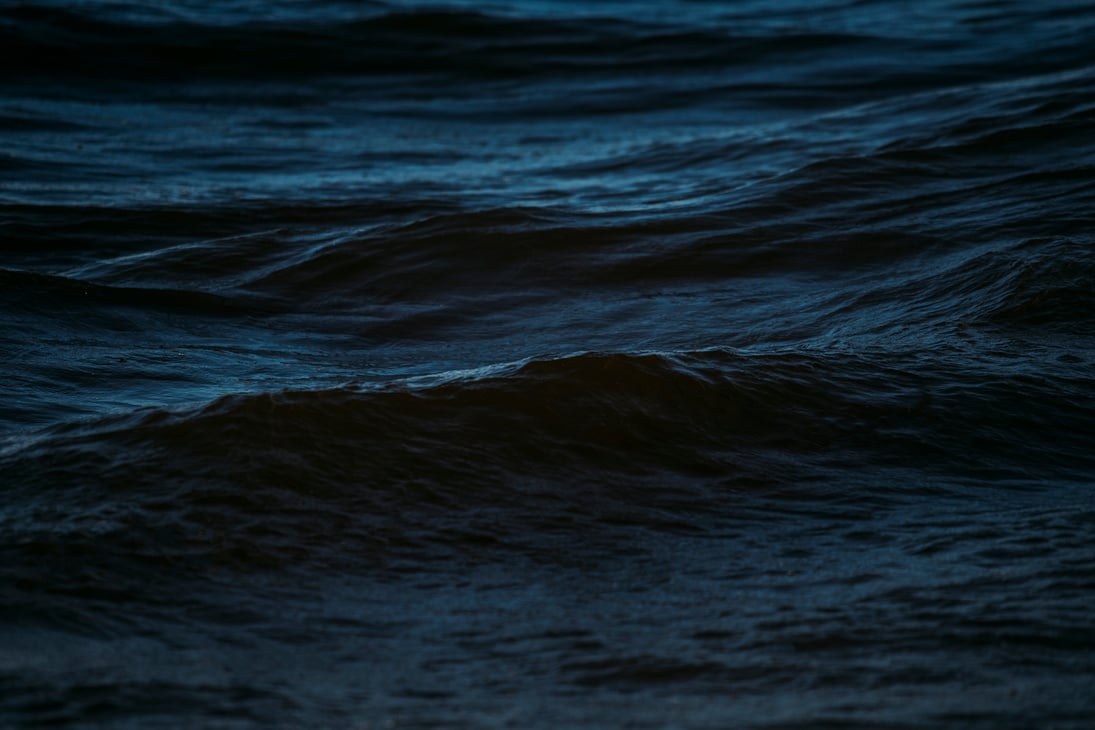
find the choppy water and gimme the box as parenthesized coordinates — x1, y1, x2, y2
(3, 0, 1095, 727)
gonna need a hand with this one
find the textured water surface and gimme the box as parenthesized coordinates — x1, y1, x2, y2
(2, 0, 1095, 727)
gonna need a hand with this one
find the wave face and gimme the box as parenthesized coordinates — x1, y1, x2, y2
(3, 0, 1095, 727)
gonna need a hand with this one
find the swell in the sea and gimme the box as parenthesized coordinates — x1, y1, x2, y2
(3, 0, 1095, 727)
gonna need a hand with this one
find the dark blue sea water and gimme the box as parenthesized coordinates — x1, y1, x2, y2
(3, 0, 1095, 727)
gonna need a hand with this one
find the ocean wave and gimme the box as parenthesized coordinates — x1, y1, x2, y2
(8, 346, 1092, 493)
(6, 1, 1093, 93)
(0, 267, 272, 316)
(5, 0, 1095, 726)
(0, 345, 1089, 614)
(0, 4, 894, 83)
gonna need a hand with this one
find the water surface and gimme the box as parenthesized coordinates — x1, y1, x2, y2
(2, 0, 1095, 727)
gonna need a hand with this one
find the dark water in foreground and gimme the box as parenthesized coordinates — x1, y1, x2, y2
(3, 0, 1095, 726)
